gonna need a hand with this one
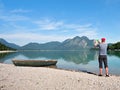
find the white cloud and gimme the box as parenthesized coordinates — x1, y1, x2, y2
(0, 16, 98, 45)
(64, 23, 94, 32)
(0, 14, 29, 22)
(0, 4, 98, 45)
(10, 9, 31, 13)
(33, 19, 97, 34)
(34, 19, 64, 30)
(78, 30, 98, 39)
(0, 6, 30, 22)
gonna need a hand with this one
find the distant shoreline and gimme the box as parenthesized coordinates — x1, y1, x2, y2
(0, 50, 17, 53)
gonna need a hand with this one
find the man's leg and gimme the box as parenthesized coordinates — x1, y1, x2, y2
(103, 56, 109, 76)
(98, 55, 103, 75)
(99, 68, 103, 75)
(105, 67, 109, 75)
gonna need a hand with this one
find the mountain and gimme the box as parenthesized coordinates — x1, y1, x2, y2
(59, 36, 93, 50)
(19, 36, 94, 50)
(0, 38, 20, 49)
(0, 42, 16, 51)
(20, 41, 61, 50)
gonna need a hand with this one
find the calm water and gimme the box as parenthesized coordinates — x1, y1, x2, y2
(0, 50, 120, 75)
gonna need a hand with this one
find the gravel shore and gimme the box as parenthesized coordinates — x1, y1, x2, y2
(0, 63, 120, 90)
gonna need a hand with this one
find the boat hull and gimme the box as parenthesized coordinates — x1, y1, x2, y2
(12, 60, 57, 67)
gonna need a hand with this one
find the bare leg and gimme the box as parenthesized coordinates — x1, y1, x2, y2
(99, 68, 103, 75)
(105, 67, 109, 75)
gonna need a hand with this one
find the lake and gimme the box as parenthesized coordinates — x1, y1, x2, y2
(0, 50, 120, 75)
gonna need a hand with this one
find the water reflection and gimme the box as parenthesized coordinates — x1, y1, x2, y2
(19, 50, 98, 64)
(108, 51, 120, 58)
(0, 50, 98, 64)
(0, 52, 19, 63)
(0, 50, 120, 75)
(0, 51, 120, 64)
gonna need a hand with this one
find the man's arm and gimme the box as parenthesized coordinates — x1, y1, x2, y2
(94, 40, 100, 47)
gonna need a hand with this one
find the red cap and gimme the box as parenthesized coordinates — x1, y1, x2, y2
(101, 38, 106, 42)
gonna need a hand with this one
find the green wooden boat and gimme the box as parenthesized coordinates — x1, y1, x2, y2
(12, 59, 57, 67)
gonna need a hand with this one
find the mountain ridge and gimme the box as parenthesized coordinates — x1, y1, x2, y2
(19, 36, 94, 50)
(1, 36, 119, 50)
(0, 38, 20, 49)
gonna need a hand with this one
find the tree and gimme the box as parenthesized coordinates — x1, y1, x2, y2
(108, 42, 120, 50)
(0, 43, 16, 51)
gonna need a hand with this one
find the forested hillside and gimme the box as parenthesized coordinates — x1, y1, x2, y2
(0, 43, 16, 51)
(108, 42, 120, 50)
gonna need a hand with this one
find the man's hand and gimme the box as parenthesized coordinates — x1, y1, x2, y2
(94, 39, 100, 47)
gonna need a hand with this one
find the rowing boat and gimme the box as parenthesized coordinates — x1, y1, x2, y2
(12, 59, 57, 67)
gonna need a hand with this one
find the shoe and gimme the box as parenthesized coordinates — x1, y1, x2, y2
(98, 74, 103, 76)
(106, 74, 109, 77)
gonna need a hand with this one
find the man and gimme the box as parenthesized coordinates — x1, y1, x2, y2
(94, 38, 109, 77)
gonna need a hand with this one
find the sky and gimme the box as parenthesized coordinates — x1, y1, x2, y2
(0, 0, 120, 46)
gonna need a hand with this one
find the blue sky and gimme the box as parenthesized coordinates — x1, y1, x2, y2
(0, 0, 120, 46)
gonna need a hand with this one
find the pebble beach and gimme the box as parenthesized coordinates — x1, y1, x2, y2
(0, 63, 120, 90)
